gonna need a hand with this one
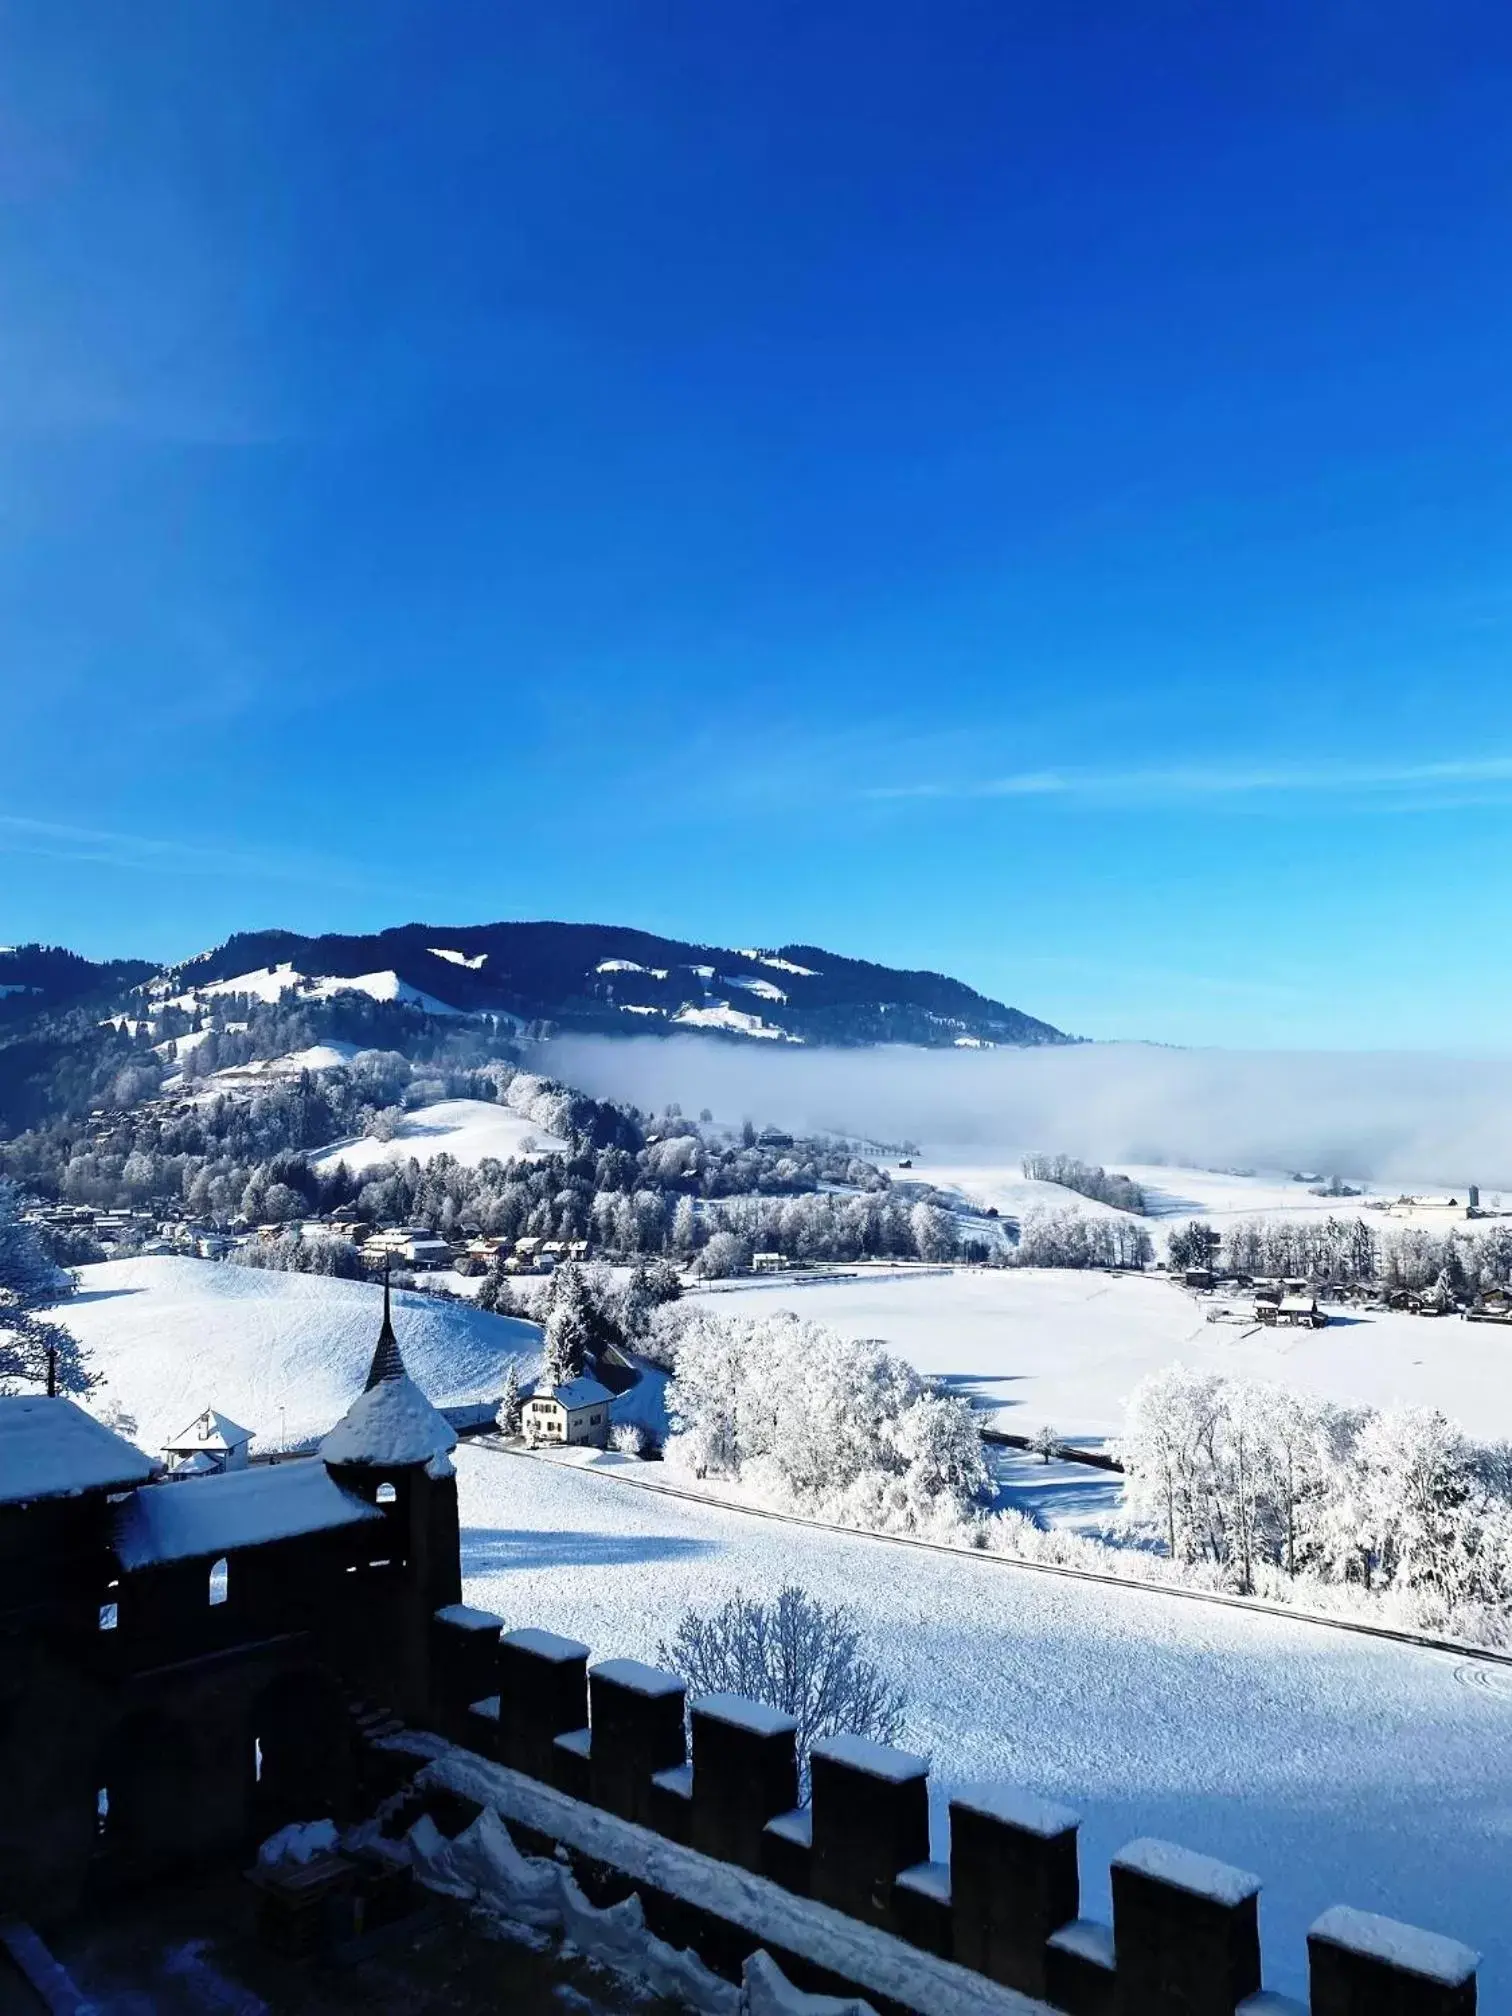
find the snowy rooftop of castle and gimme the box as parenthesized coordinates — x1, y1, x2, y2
(113, 1459, 382, 1567)
(0, 1396, 157, 1505)
(320, 1371, 458, 1468)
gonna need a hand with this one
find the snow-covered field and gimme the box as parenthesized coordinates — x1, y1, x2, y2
(66, 1257, 539, 1451)
(692, 1267, 1512, 1443)
(457, 1443, 1512, 2005)
(906, 1150, 1491, 1235)
(313, 1097, 567, 1175)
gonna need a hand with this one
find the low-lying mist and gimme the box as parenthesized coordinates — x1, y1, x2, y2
(538, 1036, 1512, 1188)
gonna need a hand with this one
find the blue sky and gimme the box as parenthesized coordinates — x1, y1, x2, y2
(4, 1, 1512, 1050)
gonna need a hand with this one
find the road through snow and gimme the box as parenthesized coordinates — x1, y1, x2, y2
(458, 1443, 1512, 2005)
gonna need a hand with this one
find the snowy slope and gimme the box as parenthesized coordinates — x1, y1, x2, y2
(313, 1098, 568, 1174)
(67, 1257, 540, 1451)
(456, 1444, 1512, 2005)
(158, 961, 462, 1017)
(692, 1267, 1512, 1443)
(907, 1151, 1484, 1236)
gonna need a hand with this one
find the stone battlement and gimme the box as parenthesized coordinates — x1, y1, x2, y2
(427, 1608, 1479, 2015)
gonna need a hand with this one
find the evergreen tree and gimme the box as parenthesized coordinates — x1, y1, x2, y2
(540, 1265, 594, 1386)
(499, 1361, 522, 1437)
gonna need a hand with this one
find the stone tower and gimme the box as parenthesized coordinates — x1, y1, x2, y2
(319, 1281, 462, 1717)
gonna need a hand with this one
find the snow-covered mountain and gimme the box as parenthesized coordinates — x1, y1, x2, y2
(146, 920, 1071, 1049)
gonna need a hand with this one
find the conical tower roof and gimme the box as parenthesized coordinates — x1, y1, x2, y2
(320, 1271, 457, 1471)
(365, 1267, 406, 1389)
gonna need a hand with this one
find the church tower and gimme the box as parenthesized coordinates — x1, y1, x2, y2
(320, 1278, 462, 1716)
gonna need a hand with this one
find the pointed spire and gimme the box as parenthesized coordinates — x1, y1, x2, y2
(364, 1262, 406, 1390)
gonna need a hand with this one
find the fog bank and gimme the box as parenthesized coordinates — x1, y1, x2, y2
(538, 1036, 1512, 1188)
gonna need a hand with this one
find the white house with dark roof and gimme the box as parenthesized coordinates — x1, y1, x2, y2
(521, 1374, 613, 1448)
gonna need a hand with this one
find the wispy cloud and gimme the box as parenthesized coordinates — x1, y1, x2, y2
(865, 755, 1512, 806)
(0, 813, 369, 887)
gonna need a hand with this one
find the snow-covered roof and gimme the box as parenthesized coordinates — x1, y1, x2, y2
(0, 1397, 156, 1505)
(321, 1372, 458, 1468)
(170, 1451, 219, 1477)
(113, 1459, 383, 1568)
(525, 1376, 613, 1411)
(165, 1406, 253, 1453)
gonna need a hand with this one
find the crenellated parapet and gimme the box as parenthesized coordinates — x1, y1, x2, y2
(426, 1608, 1479, 2015)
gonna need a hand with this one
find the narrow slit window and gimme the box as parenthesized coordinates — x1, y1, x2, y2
(208, 1556, 229, 1606)
(96, 1786, 109, 1837)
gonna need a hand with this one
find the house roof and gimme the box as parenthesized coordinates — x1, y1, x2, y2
(525, 1376, 613, 1411)
(165, 1406, 253, 1453)
(0, 1396, 157, 1506)
(113, 1459, 383, 1569)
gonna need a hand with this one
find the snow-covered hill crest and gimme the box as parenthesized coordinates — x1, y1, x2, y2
(142, 921, 1069, 1051)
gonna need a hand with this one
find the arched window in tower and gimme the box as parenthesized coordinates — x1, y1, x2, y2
(208, 1556, 229, 1606)
(375, 1480, 397, 1505)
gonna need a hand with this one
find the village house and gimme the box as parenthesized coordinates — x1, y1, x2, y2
(162, 1407, 254, 1477)
(359, 1226, 453, 1271)
(1255, 1291, 1326, 1329)
(521, 1376, 613, 1448)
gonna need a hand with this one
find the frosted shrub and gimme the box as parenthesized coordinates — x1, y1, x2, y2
(610, 1420, 647, 1457)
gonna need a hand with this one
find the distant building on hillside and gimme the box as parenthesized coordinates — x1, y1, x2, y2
(360, 1227, 453, 1271)
(163, 1408, 253, 1476)
(521, 1377, 613, 1448)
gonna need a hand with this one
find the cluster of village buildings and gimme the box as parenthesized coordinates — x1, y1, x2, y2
(20, 1201, 589, 1279)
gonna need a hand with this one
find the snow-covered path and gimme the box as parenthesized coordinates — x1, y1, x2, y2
(458, 1444, 1512, 2005)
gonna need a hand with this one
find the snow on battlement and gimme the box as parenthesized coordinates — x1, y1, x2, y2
(1113, 1835, 1262, 1907)
(412, 1615, 1484, 2011)
(812, 1732, 929, 1783)
(1310, 1904, 1479, 1985)
(591, 1657, 686, 1699)
(692, 1693, 799, 1738)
